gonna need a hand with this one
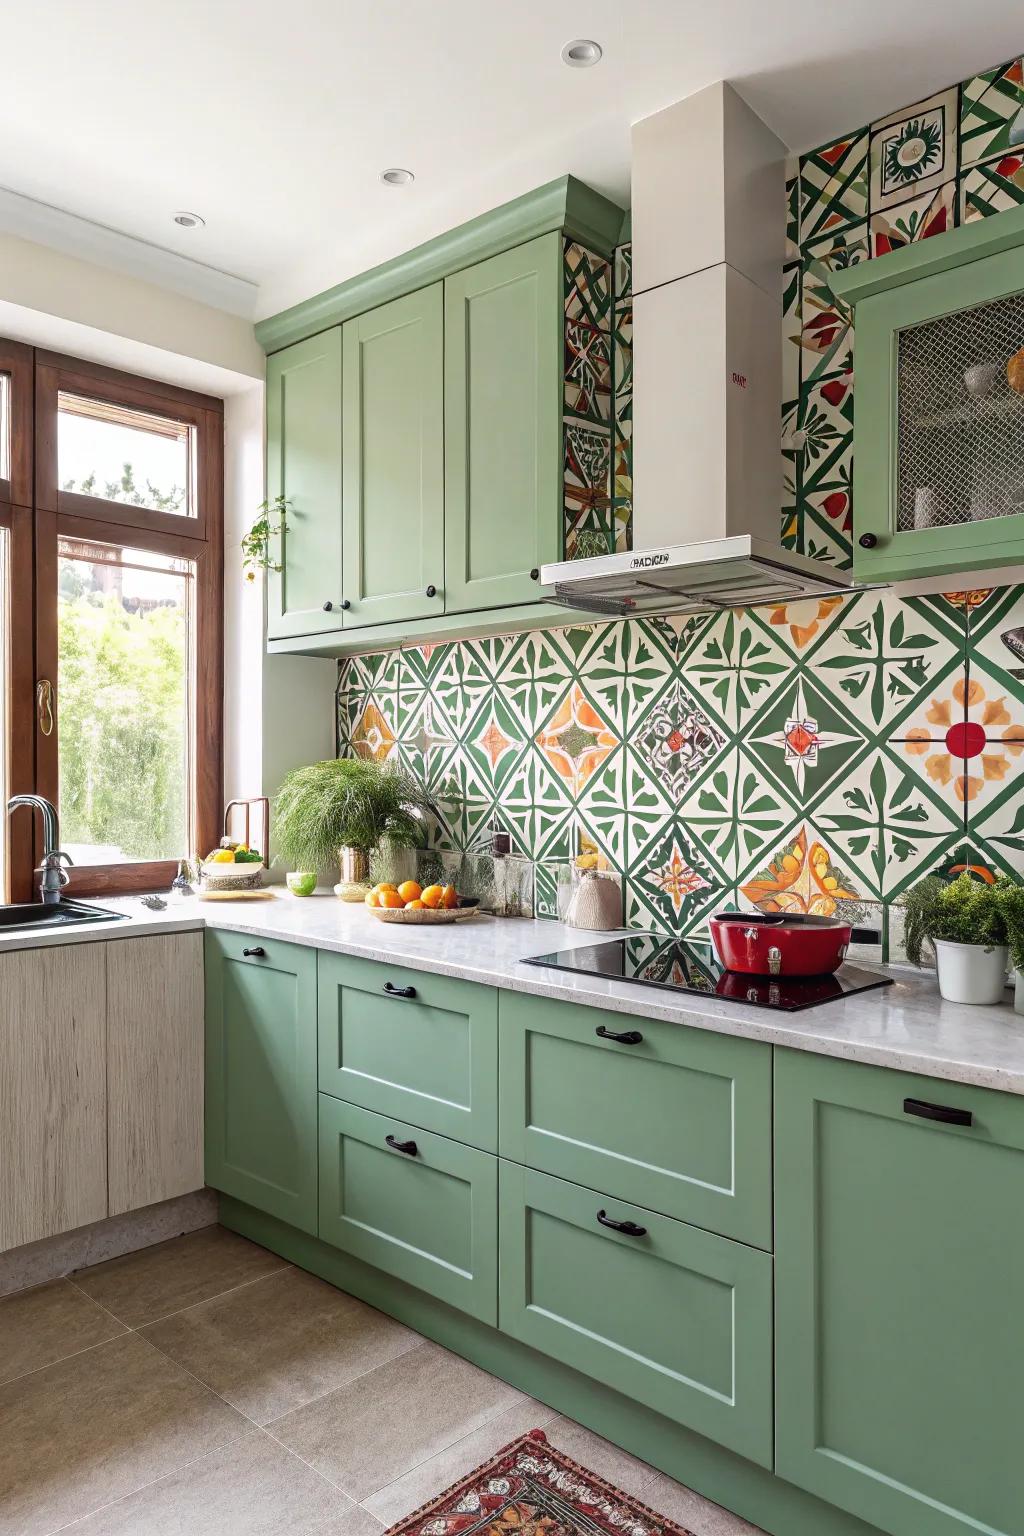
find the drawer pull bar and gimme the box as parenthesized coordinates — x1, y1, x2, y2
(383, 982, 417, 999)
(903, 1097, 973, 1128)
(385, 1134, 418, 1156)
(597, 1209, 647, 1238)
(596, 1024, 643, 1045)
(242, 946, 266, 958)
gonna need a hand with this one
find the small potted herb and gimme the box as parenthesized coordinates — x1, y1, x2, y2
(275, 758, 430, 900)
(901, 872, 1009, 1004)
(996, 880, 1024, 1014)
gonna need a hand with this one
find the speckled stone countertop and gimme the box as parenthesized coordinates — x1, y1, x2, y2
(3, 891, 1023, 1097)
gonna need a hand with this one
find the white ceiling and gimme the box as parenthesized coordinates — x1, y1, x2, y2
(2, 1, 1022, 319)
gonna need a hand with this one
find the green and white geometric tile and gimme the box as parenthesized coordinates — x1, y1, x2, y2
(795, 370, 854, 562)
(565, 318, 611, 422)
(868, 88, 958, 212)
(679, 608, 796, 734)
(803, 590, 966, 739)
(959, 152, 1024, 221)
(625, 815, 728, 938)
(672, 747, 796, 881)
(564, 242, 612, 328)
(960, 57, 1024, 168)
(568, 616, 677, 737)
(743, 670, 869, 804)
(870, 180, 955, 255)
(800, 225, 868, 385)
(811, 745, 965, 900)
(799, 131, 868, 244)
(785, 157, 801, 262)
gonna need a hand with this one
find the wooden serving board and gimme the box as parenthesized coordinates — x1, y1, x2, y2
(198, 888, 278, 902)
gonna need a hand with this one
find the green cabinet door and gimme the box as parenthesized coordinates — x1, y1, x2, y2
(318, 953, 497, 1149)
(319, 1097, 497, 1323)
(444, 233, 561, 613)
(775, 1049, 1024, 1536)
(204, 931, 318, 1234)
(266, 330, 344, 639)
(499, 1162, 773, 1468)
(498, 991, 771, 1247)
(342, 286, 445, 627)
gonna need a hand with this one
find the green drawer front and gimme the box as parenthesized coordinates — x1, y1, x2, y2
(204, 931, 319, 1234)
(317, 954, 498, 1150)
(498, 991, 772, 1248)
(319, 1097, 497, 1323)
(499, 1163, 773, 1468)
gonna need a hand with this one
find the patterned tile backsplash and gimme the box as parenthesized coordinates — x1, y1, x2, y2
(338, 54, 1024, 950)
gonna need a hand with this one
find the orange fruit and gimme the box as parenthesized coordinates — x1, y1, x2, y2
(420, 883, 443, 909)
(441, 884, 458, 909)
(397, 880, 422, 903)
(377, 883, 398, 894)
(365, 890, 380, 908)
(406, 898, 426, 909)
(380, 890, 405, 909)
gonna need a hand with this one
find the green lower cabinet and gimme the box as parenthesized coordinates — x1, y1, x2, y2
(318, 954, 498, 1150)
(319, 1097, 498, 1324)
(204, 932, 318, 1234)
(499, 1162, 774, 1469)
(775, 1049, 1024, 1536)
(498, 991, 772, 1248)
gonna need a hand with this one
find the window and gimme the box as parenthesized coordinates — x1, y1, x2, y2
(0, 345, 223, 899)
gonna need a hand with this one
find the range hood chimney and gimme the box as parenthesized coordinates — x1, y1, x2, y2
(543, 81, 853, 617)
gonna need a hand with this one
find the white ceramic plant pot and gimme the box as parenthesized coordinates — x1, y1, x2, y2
(1015, 968, 1024, 1016)
(933, 939, 1009, 1005)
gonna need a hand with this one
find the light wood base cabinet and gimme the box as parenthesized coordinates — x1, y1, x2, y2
(0, 944, 107, 1251)
(0, 933, 205, 1254)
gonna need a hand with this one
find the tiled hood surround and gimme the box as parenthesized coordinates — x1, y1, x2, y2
(338, 54, 1024, 950)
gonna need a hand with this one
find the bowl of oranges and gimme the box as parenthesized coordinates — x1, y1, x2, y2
(364, 880, 476, 924)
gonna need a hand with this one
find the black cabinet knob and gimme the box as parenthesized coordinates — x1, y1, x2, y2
(242, 946, 265, 958)
(858, 533, 878, 549)
(530, 568, 540, 581)
(426, 584, 437, 598)
(323, 601, 333, 611)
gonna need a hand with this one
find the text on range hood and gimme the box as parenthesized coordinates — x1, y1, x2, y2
(545, 82, 854, 617)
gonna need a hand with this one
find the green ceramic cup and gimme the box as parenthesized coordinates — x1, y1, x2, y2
(286, 870, 317, 897)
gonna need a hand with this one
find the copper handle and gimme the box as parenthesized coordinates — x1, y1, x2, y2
(36, 679, 55, 737)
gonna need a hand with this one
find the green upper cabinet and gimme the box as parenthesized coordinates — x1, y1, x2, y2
(204, 932, 319, 1235)
(266, 329, 344, 639)
(341, 285, 445, 627)
(444, 233, 562, 613)
(775, 1048, 1024, 1536)
(831, 204, 1024, 584)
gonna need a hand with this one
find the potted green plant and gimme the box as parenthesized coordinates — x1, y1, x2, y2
(901, 872, 1009, 1004)
(996, 880, 1024, 1014)
(275, 759, 430, 900)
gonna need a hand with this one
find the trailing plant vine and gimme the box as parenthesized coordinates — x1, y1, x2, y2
(242, 494, 292, 580)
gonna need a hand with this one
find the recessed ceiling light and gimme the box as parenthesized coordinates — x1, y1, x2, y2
(561, 38, 602, 68)
(173, 211, 205, 228)
(380, 168, 415, 186)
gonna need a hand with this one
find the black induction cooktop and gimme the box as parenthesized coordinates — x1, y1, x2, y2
(521, 933, 893, 1012)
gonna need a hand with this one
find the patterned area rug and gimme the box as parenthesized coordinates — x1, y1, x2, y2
(383, 1430, 694, 1536)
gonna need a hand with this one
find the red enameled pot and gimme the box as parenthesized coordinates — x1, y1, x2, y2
(709, 911, 852, 977)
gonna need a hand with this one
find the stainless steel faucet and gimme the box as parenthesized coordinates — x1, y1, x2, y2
(7, 795, 74, 904)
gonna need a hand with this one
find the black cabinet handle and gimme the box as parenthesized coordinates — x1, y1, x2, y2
(903, 1097, 973, 1128)
(596, 1024, 643, 1045)
(597, 1209, 647, 1237)
(530, 567, 540, 581)
(383, 981, 417, 999)
(425, 584, 437, 598)
(242, 946, 265, 958)
(323, 600, 352, 612)
(859, 533, 879, 549)
(386, 1134, 418, 1156)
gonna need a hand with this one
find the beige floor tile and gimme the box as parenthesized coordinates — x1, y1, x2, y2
(270, 1340, 526, 1501)
(73, 1224, 288, 1327)
(62, 1429, 386, 1535)
(142, 1265, 420, 1423)
(0, 1280, 127, 1386)
(543, 1418, 766, 1536)
(363, 1397, 560, 1526)
(0, 1330, 249, 1535)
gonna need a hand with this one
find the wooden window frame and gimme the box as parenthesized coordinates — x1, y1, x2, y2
(0, 501, 36, 903)
(25, 351, 224, 898)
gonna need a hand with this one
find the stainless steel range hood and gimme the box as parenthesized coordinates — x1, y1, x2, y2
(544, 82, 854, 617)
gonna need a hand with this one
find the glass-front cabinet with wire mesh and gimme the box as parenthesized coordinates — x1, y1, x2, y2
(832, 204, 1024, 584)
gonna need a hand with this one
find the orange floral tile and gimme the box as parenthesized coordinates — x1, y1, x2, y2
(740, 826, 860, 917)
(536, 685, 617, 797)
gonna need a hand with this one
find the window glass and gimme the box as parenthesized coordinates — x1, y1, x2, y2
(0, 525, 9, 896)
(58, 393, 195, 516)
(57, 538, 194, 864)
(0, 372, 10, 483)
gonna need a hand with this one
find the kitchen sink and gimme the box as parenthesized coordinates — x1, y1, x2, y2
(0, 898, 129, 932)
